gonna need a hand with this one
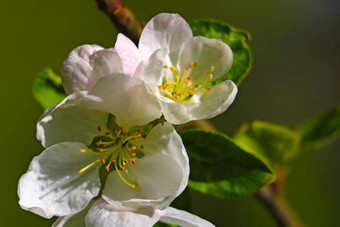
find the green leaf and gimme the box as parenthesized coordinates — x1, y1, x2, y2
(295, 105, 340, 151)
(180, 130, 274, 199)
(233, 121, 299, 167)
(190, 19, 252, 86)
(33, 68, 66, 109)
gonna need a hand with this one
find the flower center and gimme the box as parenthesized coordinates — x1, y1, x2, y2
(77, 123, 148, 189)
(158, 62, 214, 102)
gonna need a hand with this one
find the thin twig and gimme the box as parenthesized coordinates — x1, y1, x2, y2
(95, 0, 142, 44)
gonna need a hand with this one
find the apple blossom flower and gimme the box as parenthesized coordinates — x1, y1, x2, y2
(18, 74, 189, 219)
(53, 198, 214, 227)
(62, 13, 237, 125)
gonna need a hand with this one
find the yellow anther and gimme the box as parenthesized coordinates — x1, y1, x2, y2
(124, 159, 128, 164)
(187, 76, 192, 80)
(105, 166, 110, 172)
(78, 148, 86, 152)
(101, 159, 106, 164)
(170, 66, 175, 72)
(183, 68, 188, 73)
(96, 148, 102, 152)
(120, 166, 125, 171)
(131, 146, 136, 151)
(163, 65, 168, 69)
(131, 152, 136, 157)
(96, 140, 102, 146)
(189, 62, 194, 68)
(111, 159, 116, 163)
(169, 88, 174, 93)
(138, 134, 141, 138)
(210, 66, 214, 71)
(189, 91, 194, 96)
(175, 75, 180, 80)
(132, 160, 136, 165)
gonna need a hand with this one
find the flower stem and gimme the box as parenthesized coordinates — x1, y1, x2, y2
(95, 0, 142, 44)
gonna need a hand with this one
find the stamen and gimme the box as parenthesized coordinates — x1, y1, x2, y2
(96, 148, 102, 152)
(78, 148, 87, 152)
(131, 146, 136, 151)
(140, 145, 144, 149)
(183, 68, 188, 73)
(105, 166, 110, 172)
(120, 166, 125, 171)
(132, 160, 136, 165)
(163, 65, 168, 69)
(189, 62, 195, 68)
(105, 132, 111, 135)
(124, 159, 128, 164)
(97, 126, 102, 132)
(101, 159, 106, 164)
(131, 152, 136, 157)
(96, 140, 102, 146)
(77, 159, 101, 174)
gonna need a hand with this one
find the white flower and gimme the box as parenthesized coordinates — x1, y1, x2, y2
(18, 76, 189, 218)
(62, 13, 237, 125)
(53, 198, 214, 227)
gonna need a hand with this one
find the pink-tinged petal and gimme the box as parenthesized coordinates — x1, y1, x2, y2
(139, 13, 193, 65)
(62, 45, 123, 94)
(115, 33, 143, 76)
(87, 74, 162, 128)
(159, 207, 215, 227)
(178, 36, 233, 82)
(85, 198, 161, 227)
(18, 142, 101, 218)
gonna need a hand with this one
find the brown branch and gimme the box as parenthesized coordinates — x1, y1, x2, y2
(255, 185, 304, 227)
(95, 0, 142, 44)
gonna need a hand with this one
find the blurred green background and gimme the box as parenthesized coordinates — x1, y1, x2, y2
(1, 0, 339, 226)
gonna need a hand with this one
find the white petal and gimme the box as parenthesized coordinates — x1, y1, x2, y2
(102, 123, 189, 210)
(37, 91, 107, 148)
(18, 142, 101, 218)
(85, 198, 161, 227)
(52, 200, 93, 227)
(160, 80, 237, 124)
(159, 95, 193, 124)
(190, 80, 238, 119)
(62, 45, 123, 94)
(140, 48, 168, 85)
(115, 33, 143, 76)
(88, 74, 162, 128)
(178, 36, 233, 82)
(159, 207, 215, 227)
(139, 13, 192, 65)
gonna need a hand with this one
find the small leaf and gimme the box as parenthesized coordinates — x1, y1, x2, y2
(181, 130, 274, 199)
(295, 105, 340, 151)
(190, 19, 252, 86)
(233, 121, 299, 167)
(33, 68, 66, 109)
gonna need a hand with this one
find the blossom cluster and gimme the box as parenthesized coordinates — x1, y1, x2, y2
(18, 13, 237, 226)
